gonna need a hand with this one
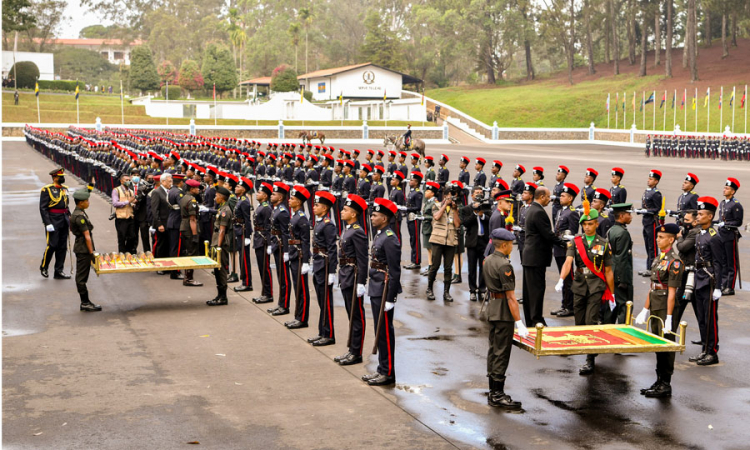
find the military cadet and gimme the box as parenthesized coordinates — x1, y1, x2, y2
(167, 173, 186, 280)
(591, 188, 613, 237)
(531, 166, 545, 187)
(635, 170, 663, 276)
(252, 183, 275, 304)
(458, 156, 471, 187)
(267, 182, 292, 316)
(331, 160, 345, 233)
(409, 153, 422, 178)
(404, 172, 424, 270)
(509, 164, 525, 220)
(357, 164, 372, 234)
(319, 154, 334, 191)
(675, 210, 700, 341)
(483, 228, 527, 410)
(634, 223, 684, 398)
(557, 208, 615, 375)
(581, 168, 597, 204)
(284, 186, 311, 329)
(717, 178, 743, 296)
(179, 179, 204, 287)
(233, 177, 254, 292)
(671, 173, 699, 221)
(342, 160, 357, 201)
(423, 155, 436, 185)
(70, 189, 101, 311)
(361, 198, 402, 386)
(515, 182, 536, 257)
(604, 203, 634, 324)
(207, 186, 233, 306)
(609, 168, 627, 204)
(420, 182, 439, 276)
(474, 158, 487, 188)
(488, 160, 503, 188)
(385, 151, 398, 193)
(645, 135, 652, 157)
(550, 165, 569, 225)
(437, 154, 450, 194)
(292, 154, 306, 185)
(308, 191, 339, 347)
(388, 171, 406, 242)
(551, 183, 580, 318)
(39, 167, 71, 279)
(334, 194, 370, 366)
(396, 152, 408, 189)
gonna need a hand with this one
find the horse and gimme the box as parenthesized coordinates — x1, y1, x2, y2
(299, 130, 326, 145)
(384, 135, 426, 158)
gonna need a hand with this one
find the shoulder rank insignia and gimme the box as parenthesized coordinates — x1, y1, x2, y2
(353, 224, 360, 229)
(81, 219, 86, 224)
(299, 212, 305, 217)
(386, 229, 394, 236)
(191, 199, 197, 203)
(708, 228, 717, 236)
(179, 193, 183, 197)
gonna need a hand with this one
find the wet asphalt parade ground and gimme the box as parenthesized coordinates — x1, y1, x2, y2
(3, 139, 750, 449)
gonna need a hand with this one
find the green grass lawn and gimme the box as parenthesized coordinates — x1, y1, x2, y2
(427, 74, 750, 133)
(2, 92, 435, 128)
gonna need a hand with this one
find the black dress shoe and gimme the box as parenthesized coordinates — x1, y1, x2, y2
(270, 307, 289, 316)
(367, 374, 396, 386)
(156, 270, 166, 275)
(267, 306, 280, 314)
(556, 308, 573, 317)
(307, 336, 323, 343)
(451, 274, 462, 284)
(403, 263, 420, 270)
(285, 320, 308, 329)
(426, 289, 435, 301)
(688, 352, 707, 362)
(80, 302, 102, 312)
(579, 360, 595, 375)
(253, 296, 273, 304)
(206, 298, 228, 306)
(691, 339, 704, 346)
(640, 379, 661, 395)
(488, 392, 522, 410)
(183, 279, 203, 287)
(227, 273, 239, 283)
(170, 272, 184, 280)
(550, 308, 563, 316)
(696, 353, 719, 366)
(721, 288, 735, 296)
(419, 267, 430, 276)
(644, 381, 672, 398)
(54, 272, 71, 280)
(339, 354, 363, 366)
(312, 337, 335, 346)
(361, 372, 380, 382)
(334, 352, 352, 363)
(470, 293, 477, 302)
(234, 285, 253, 292)
(40, 267, 49, 278)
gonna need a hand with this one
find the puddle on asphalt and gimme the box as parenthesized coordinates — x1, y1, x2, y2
(395, 383, 431, 394)
(2, 329, 39, 337)
(408, 335, 455, 341)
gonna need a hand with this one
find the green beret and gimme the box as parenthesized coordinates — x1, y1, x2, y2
(579, 209, 599, 223)
(73, 189, 91, 201)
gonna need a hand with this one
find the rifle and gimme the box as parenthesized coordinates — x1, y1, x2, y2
(735, 232, 742, 289)
(290, 220, 303, 315)
(346, 262, 360, 349)
(372, 267, 390, 355)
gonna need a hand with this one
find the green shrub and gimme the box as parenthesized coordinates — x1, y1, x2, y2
(161, 85, 182, 99)
(37, 80, 82, 91)
(303, 90, 313, 102)
(9, 61, 40, 89)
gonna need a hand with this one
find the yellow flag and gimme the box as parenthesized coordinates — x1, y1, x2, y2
(300, 86, 304, 103)
(35, 82, 39, 97)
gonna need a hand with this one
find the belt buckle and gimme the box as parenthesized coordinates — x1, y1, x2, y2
(583, 268, 591, 275)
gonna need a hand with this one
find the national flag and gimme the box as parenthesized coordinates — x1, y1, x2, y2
(704, 88, 710, 107)
(671, 92, 675, 108)
(622, 92, 625, 111)
(300, 86, 304, 103)
(421, 89, 425, 106)
(35, 82, 39, 97)
(692, 97, 696, 110)
(383, 89, 387, 102)
(339, 92, 343, 106)
(615, 93, 619, 112)
(75, 84, 80, 100)
(659, 92, 666, 108)
(742, 88, 746, 109)
(729, 88, 735, 107)
(645, 92, 655, 105)
(681, 91, 685, 109)
(632, 92, 636, 110)
(213, 83, 217, 101)
(719, 89, 722, 109)
(606, 93, 610, 112)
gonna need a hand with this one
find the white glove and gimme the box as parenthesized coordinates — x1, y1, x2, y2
(357, 283, 366, 297)
(512, 226, 522, 232)
(563, 234, 575, 241)
(716, 221, 725, 228)
(608, 299, 616, 311)
(283, 252, 289, 262)
(244, 238, 251, 246)
(549, 195, 557, 200)
(713, 288, 722, 301)
(664, 315, 673, 333)
(398, 205, 407, 211)
(199, 205, 209, 213)
(46, 224, 55, 232)
(385, 301, 395, 311)
(554, 278, 564, 292)
(302, 263, 310, 274)
(149, 227, 156, 235)
(635, 308, 649, 325)
(515, 320, 529, 338)
(328, 273, 336, 285)
(266, 247, 272, 255)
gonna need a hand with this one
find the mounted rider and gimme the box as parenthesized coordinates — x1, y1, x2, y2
(402, 124, 412, 149)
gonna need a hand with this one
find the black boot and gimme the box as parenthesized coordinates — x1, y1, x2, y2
(644, 377, 672, 398)
(640, 376, 661, 395)
(79, 293, 102, 312)
(579, 355, 595, 375)
(426, 281, 435, 300)
(488, 380, 522, 410)
(207, 287, 228, 306)
(443, 283, 453, 302)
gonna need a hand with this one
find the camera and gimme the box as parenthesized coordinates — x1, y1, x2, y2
(472, 198, 493, 212)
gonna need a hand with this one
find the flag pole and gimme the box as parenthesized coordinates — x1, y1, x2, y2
(384, 89, 387, 128)
(36, 83, 40, 123)
(623, 92, 627, 129)
(615, 93, 618, 129)
(643, 91, 645, 130)
(707, 88, 710, 133)
(720, 86, 723, 133)
(745, 85, 747, 134)
(120, 80, 124, 125)
(632, 91, 636, 127)
(214, 83, 217, 126)
(684, 88, 687, 131)
(673, 89, 676, 131)
(732, 86, 736, 132)
(695, 88, 698, 132)
(166, 80, 169, 126)
(663, 90, 667, 131)
(607, 93, 610, 129)
(76, 90, 79, 125)
(652, 90, 656, 131)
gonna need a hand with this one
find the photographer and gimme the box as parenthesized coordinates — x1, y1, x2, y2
(427, 185, 461, 302)
(111, 170, 137, 254)
(461, 186, 491, 301)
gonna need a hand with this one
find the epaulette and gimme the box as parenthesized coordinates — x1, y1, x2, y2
(61, 184, 69, 189)
(299, 211, 305, 217)
(179, 193, 183, 197)
(323, 217, 330, 223)
(42, 184, 53, 191)
(708, 228, 717, 236)
(262, 201, 269, 206)
(568, 206, 575, 211)
(386, 229, 395, 237)
(353, 224, 360, 229)
(191, 198, 197, 203)
(619, 184, 624, 188)
(690, 191, 696, 194)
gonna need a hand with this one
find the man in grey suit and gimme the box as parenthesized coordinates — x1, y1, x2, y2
(520, 187, 564, 327)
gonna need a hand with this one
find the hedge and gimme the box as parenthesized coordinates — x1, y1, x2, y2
(37, 80, 83, 91)
(9, 61, 40, 89)
(161, 85, 182, 99)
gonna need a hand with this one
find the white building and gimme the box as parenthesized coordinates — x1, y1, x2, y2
(297, 63, 422, 102)
(2, 51, 54, 80)
(45, 38, 143, 65)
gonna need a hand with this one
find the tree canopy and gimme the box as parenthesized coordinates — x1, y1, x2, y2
(129, 45, 160, 93)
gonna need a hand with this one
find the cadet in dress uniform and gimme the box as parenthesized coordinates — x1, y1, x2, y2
(179, 179, 204, 287)
(361, 198, 402, 386)
(581, 168, 597, 205)
(308, 191, 339, 347)
(551, 183, 580, 318)
(717, 178, 743, 296)
(634, 223, 683, 398)
(488, 160, 503, 189)
(252, 183, 275, 304)
(483, 228, 527, 410)
(672, 173, 699, 222)
(458, 156, 471, 187)
(167, 173, 186, 280)
(550, 165, 569, 225)
(509, 164, 525, 221)
(437, 154, 450, 196)
(609, 168, 627, 204)
(232, 177, 254, 292)
(70, 189, 101, 311)
(591, 188, 613, 237)
(388, 171, 406, 242)
(531, 166, 545, 187)
(637, 170, 663, 276)
(604, 203, 633, 324)
(404, 172, 424, 270)
(40, 168, 72, 279)
(557, 209, 615, 375)
(267, 182, 292, 315)
(333, 194, 370, 366)
(207, 186, 233, 306)
(423, 156, 437, 185)
(284, 186, 312, 329)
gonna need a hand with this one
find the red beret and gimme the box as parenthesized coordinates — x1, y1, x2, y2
(373, 165, 385, 174)
(585, 168, 598, 177)
(440, 154, 449, 162)
(558, 165, 570, 174)
(726, 177, 740, 190)
(476, 158, 486, 165)
(411, 171, 424, 180)
(367, 149, 375, 155)
(697, 196, 718, 212)
(393, 170, 405, 181)
(411, 152, 421, 159)
(424, 155, 434, 161)
(494, 179, 509, 190)
(361, 164, 372, 172)
(344, 194, 367, 214)
(685, 173, 699, 184)
(169, 151, 181, 161)
(532, 166, 544, 175)
(377, 150, 385, 156)
(452, 180, 464, 189)
(295, 154, 305, 162)
(388, 150, 397, 156)
(352, 149, 360, 155)
(290, 185, 310, 201)
(344, 160, 355, 168)
(593, 188, 611, 201)
(515, 164, 526, 174)
(259, 182, 273, 196)
(314, 190, 336, 207)
(648, 169, 662, 179)
(273, 181, 290, 194)
(611, 167, 624, 177)
(425, 181, 440, 191)
(562, 183, 580, 196)
(493, 160, 503, 169)
(323, 154, 334, 162)
(185, 179, 201, 188)
(373, 198, 397, 217)
(240, 177, 253, 190)
(460, 156, 470, 164)
(524, 182, 538, 192)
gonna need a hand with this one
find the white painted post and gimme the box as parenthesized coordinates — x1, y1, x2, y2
(278, 120, 284, 139)
(589, 122, 595, 140)
(492, 121, 498, 140)
(190, 118, 196, 136)
(363, 120, 368, 139)
(443, 122, 449, 140)
(95, 117, 102, 132)
(630, 123, 636, 143)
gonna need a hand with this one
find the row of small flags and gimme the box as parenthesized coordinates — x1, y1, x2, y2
(608, 87, 747, 112)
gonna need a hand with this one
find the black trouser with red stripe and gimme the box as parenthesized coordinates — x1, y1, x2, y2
(342, 286, 366, 356)
(274, 251, 291, 309)
(696, 284, 720, 356)
(370, 296, 395, 378)
(255, 247, 273, 298)
(406, 219, 421, 265)
(314, 280, 335, 339)
(289, 257, 310, 323)
(721, 237, 739, 290)
(236, 235, 253, 288)
(153, 229, 170, 258)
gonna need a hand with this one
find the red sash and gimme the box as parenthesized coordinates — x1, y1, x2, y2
(574, 236, 614, 304)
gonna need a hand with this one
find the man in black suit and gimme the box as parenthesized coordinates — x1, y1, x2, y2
(461, 187, 491, 301)
(520, 186, 564, 327)
(150, 173, 172, 262)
